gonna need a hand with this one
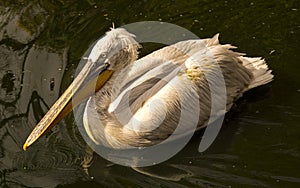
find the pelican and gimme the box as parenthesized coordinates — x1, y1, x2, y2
(23, 27, 273, 153)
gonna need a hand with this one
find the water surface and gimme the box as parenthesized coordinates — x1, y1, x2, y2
(0, 0, 299, 187)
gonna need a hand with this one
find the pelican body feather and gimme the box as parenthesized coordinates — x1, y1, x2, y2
(83, 28, 273, 149)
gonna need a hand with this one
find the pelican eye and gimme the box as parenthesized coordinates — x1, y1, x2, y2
(101, 52, 107, 58)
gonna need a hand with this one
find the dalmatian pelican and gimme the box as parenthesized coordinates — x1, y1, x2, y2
(23, 27, 273, 153)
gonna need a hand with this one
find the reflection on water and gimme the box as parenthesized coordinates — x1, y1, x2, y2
(0, 0, 299, 187)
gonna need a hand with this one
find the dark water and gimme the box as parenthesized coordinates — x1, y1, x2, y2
(0, 0, 299, 187)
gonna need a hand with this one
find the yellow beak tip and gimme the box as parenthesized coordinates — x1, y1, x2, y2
(23, 143, 28, 151)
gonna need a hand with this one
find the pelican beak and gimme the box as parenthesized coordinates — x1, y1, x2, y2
(23, 59, 113, 150)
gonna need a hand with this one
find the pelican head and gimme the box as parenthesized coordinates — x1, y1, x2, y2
(89, 28, 140, 71)
(23, 28, 140, 150)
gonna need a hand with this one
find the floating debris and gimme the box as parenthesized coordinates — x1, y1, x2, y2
(50, 78, 55, 91)
(269, 50, 276, 54)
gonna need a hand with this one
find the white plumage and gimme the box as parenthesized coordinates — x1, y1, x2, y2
(82, 28, 273, 149)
